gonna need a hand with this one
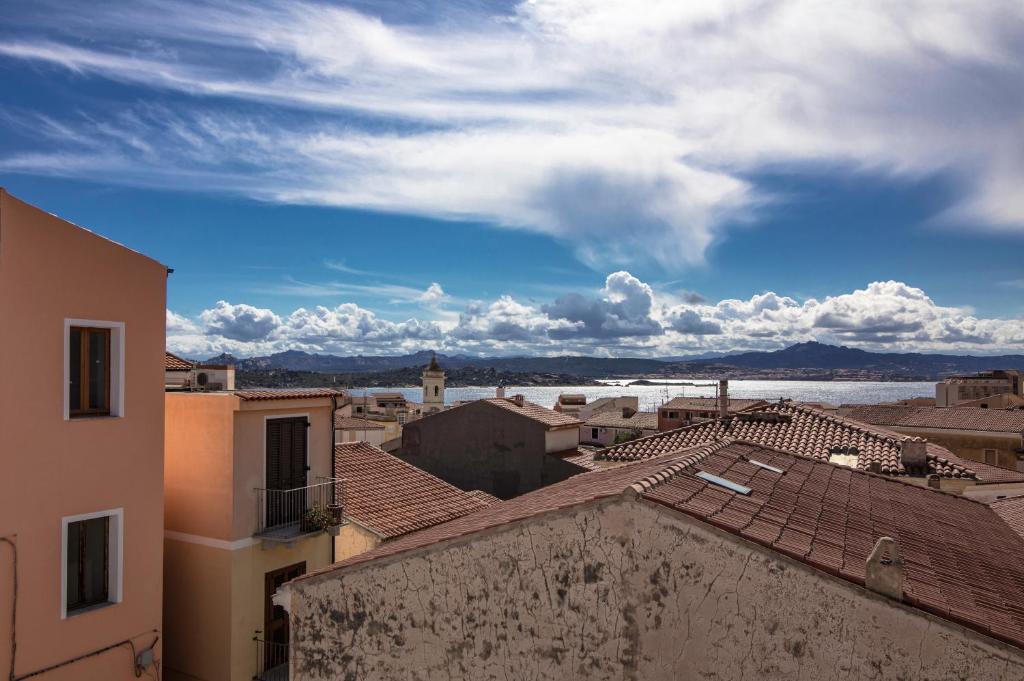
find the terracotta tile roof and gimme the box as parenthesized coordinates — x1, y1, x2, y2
(936, 446, 1024, 484)
(335, 442, 494, 540)
(548, 446, 605, 472)
(334, 415, 385, 430)
(466, 489, 500, 504)
(661, 397, 766, 412)
(483, 397, 583, 428)
(991, 496, 1024, 541)
(637, 441, 1024, 650)
(843, 405, 1024, 433)
(585, 411, 658, 430)
(596, 402, 977, 479)
(165, 351, 194, 371)
(306, 439, 1024, 650)
(234, 388, 344, 401)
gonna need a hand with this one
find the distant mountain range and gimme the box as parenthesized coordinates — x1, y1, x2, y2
(203, 342, 1024, 381)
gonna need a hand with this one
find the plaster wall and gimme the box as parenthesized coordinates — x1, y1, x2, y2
(333, 523, 382, 563)
(0, 190, 166, 680)
(884, 425, 1023, 470)
(288, 496, 1024, 681)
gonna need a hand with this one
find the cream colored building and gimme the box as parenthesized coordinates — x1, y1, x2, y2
(164, 388, 344, 681)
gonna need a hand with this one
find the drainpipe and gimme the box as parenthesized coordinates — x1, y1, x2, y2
(329, 392, 339, 564)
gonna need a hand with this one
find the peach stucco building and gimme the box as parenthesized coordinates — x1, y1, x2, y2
(0, 189, 167, 679)
(164, 388, 344, 681)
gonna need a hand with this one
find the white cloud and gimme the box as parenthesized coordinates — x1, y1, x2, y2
(166, 275, 1024, 358)
(3, 0, 1023, 268)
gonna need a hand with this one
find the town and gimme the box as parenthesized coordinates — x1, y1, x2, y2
(2, 190, 1024, 679)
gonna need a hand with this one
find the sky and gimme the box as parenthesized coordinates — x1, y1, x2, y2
(2, 0, 1024, 359)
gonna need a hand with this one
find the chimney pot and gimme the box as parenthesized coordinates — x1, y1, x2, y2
(900, 438, 929, 474)
(718, 379, 729, 419)
(496, 385, 506, 398)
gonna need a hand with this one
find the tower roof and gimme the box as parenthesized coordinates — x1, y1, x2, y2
(426, 352, 441, 372)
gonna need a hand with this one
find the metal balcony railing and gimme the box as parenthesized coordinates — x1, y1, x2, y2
(253, 637, 289, 681)
(254, 478, 345, 540)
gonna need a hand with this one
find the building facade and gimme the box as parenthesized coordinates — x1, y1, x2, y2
(399, 397, 583, 499)
(0, 190, 166, 680)
(280, 441, 1024, 680)
(163, 388, 344, 681)
(936, 370, 1024, 407)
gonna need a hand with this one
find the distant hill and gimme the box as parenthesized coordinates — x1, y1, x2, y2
(694, 341, 1024, 377)
(196, 342, 1024, 381)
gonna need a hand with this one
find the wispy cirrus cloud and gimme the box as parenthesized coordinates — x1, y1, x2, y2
(3, 0, 1024, 269)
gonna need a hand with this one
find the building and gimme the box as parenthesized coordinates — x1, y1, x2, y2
(277, 439, 1024, 680)
(399, 396, 584, 499)
(163, 387, 345, 681)
(421, 354, 445, 414)
(581, 409, 657, 446)
(352, 392, 423, 424)
(936, 370, 1024, 407)
(658, 382, 767, 431)
(839, 404, 1024, 471)
(579, 395, 639, 421)
(334, 415, 388, 447)
(164, 351, 236, 391)
(553, 393, 587, 415)
(331, 441, 496, 562)
(0, 189, 166, 679)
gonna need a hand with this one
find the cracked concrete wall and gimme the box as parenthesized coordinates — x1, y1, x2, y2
(287, 496, 1024, 681)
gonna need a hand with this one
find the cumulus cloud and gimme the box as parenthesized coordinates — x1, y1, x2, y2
(3, 0, 1023, 268)
(543, 271, 663, 339)
(166, 275, 1024, 358)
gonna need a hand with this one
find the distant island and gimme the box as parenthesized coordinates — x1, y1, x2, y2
(196, 342, 1024, 388)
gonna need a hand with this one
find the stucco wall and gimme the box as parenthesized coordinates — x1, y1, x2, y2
(885, 425, 1023, 470)
(544, 426, 580, 453)
(399, 402, 549, 498)
(287, 496, 1024, 681)
(0, 190, 166, 680)
(333, 523, 381, 563)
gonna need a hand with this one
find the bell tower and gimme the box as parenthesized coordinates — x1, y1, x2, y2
(422, 353, 445, 413)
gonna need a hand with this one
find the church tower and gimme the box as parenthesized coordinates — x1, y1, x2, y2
(422, 353, 445, 413)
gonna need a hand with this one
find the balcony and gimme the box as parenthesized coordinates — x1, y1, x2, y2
(254, 478, 345, 542)
(253, 637, 288, 681)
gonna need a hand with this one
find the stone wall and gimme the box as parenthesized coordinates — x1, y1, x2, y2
(286, 496, 1024, 680)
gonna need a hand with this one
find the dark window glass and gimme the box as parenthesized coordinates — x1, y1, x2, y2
(69, 328, 82, 412)
(66, 516, 109, 613)
(69, 327, 110, 417)
(591, 428, 599, 439)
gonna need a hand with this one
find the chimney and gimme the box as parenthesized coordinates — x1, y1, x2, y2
(865, 537, 904, 601)
(900, 438, 928, 474)
(513, 394, 525, 407)
(926, 474, 941, 489)
(718, 379, 729, 419)
(496, 384, 506, 398)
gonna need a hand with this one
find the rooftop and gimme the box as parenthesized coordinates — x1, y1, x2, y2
(334, 415, 386, 430)
(843, 405, 1024, 434)
(303, 439, 1024, 650)
(165, 351, 194, 371)
(483, 397, 583, 428)
(235, 388, 344, 401)
(334, 442, 495, 539)
(585, 411, 658, 431)
(661, 396, 766, 412)
(595, 402, 977, 479)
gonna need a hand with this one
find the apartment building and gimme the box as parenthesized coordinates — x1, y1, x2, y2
(936, 370, 1024, 406)
(0, 189, 166, 679)
(163, 387, 344, 681)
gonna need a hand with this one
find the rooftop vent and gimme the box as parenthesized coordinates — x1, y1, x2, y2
(512, 394, 525, 407)
(695, 470, 752, 495)
(748, 459, 785, 474)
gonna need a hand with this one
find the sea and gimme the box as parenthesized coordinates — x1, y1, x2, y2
(348, 379, 935, 411)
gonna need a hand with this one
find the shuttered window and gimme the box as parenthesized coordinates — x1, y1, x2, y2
(69, 326, 110, 417)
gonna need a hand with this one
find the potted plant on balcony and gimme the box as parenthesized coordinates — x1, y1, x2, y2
(300, 504, 337, 534)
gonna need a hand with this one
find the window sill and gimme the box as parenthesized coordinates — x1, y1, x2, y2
(66, 414, 122, 422)
(64, 600, 118, 619)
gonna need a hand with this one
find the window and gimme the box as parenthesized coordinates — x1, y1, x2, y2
(69, 327, 110, 417)
(591, 428, 599, 439)
(434, 385, 439, 397)
(65, 320, 124, 419)
(62, 509, 122, 618)
(985, 449, 998, 465)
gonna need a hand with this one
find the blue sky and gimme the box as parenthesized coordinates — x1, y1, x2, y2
(2, 0, 1023, 358)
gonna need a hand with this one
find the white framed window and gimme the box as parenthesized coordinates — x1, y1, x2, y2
(61, 508, 123, 618)
(64, 319, 125, 419)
